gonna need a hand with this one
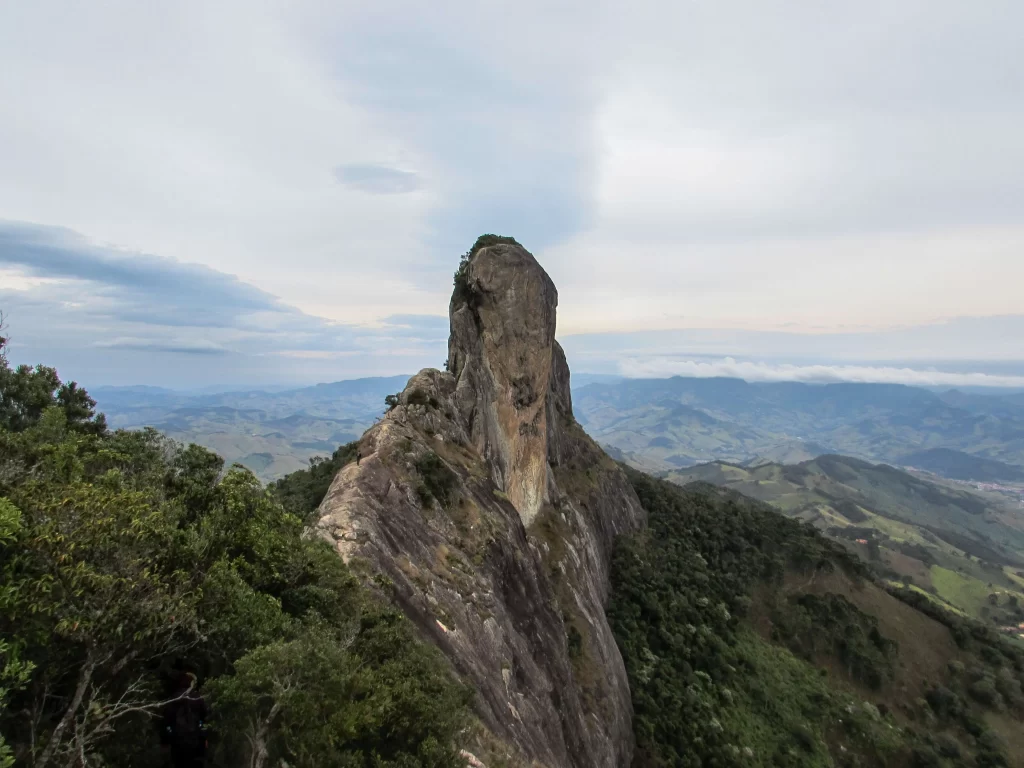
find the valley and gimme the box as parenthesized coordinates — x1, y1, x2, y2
(574, 377, 1024, 481)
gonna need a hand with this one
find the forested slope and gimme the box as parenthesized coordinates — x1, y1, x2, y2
(609, 470, 1024, 767)
(0, 336, 470, 767)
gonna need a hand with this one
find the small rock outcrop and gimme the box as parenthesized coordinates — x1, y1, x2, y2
(316, 241, 645, 767)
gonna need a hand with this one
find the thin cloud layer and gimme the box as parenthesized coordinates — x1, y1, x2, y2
(334, 165, 422, 195)
(561, 317, 1024, 367)
(0, 222, 449, 387)
(3, 219, 1021, 390)
(92, 338, 231, 356)
(621, 357, 1024, 389)
(0, 221, 286, 327)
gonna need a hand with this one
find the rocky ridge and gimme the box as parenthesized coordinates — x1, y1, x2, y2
(315, 241, 645, 767)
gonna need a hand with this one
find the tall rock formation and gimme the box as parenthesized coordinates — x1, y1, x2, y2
(316, 240, 645, 767)
(447, 243, 558, 525)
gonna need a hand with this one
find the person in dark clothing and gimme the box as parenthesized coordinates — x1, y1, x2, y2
(161, 672, 208, 768)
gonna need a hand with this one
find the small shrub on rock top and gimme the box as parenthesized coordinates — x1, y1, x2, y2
(453, 234, 521, 303)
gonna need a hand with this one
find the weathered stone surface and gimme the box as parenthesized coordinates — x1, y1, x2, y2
(316, 242, 645, 767)
(447, 244, 558, 526)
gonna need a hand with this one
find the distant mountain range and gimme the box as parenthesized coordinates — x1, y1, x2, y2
(92, 376, 409, 479)
(900, 447, 1024, 482)
(93, 374, 1024, 483)
(574, 376, 1024, 480)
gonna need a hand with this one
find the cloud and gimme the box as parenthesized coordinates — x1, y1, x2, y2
(0, 222, 458, 357)
(93, 338, 230, 355)
(312, 3, 603, 255)
(333, 164, 422, 194)
(0, 220, 287, 328)
(561, 316, 1024, 367)
(1, 2, 1022, 388)
(0, 221, 448, 387)
(620, 357, 1024, 389)
(578, 2, 1024, 244)
(0, 3, 443, 325)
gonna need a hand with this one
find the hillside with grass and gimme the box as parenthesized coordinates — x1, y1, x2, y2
(610, 470, 1024, 767)
(667, 456, 1024, 631)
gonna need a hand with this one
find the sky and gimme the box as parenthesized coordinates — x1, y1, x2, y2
(1, 1, 1022, 390)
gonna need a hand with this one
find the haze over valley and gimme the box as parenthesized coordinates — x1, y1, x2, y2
(92, 374, 1024, 490)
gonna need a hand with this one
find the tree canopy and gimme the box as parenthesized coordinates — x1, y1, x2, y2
(0, 329, 470, 767)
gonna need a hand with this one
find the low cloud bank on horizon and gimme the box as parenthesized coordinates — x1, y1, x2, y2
(621, 357, 1024, 389)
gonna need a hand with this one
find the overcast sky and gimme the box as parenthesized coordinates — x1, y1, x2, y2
(1, 1, 1022, 389)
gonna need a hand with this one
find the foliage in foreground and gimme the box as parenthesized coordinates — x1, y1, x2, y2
(270, 441, 359, 522)
(610, 470, 1022, 768)
(0, 333, 470, 767)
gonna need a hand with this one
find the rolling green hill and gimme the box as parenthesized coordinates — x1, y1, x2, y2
(666, 456, 1024, 629)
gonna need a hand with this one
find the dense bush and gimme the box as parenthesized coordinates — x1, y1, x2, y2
(0, 334, 470, 767)
(452, 234, 521, 303)
(773, 593, 897, 689)
(414, 452, 458, 509)
(405, 388, 440, 409)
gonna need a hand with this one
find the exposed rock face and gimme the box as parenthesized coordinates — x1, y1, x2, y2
(447, 244, 558, 526)
(316, 242, 645, 767)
